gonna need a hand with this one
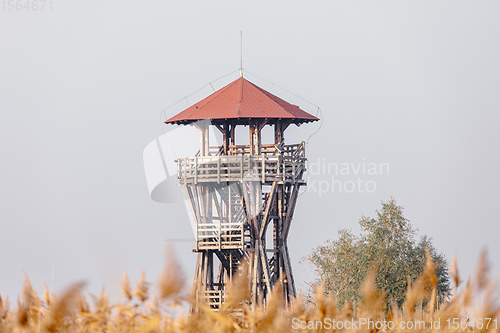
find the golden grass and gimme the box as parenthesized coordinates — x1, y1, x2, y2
(0, 251, 499, 332)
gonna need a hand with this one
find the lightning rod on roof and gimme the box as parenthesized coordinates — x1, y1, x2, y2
(240, 31, 243, 78)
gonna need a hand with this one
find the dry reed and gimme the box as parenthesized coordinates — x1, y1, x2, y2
(0, 251, 498, 332)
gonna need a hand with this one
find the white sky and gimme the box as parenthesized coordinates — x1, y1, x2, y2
(1, 1, 499, 302)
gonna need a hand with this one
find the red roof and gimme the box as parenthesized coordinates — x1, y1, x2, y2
(165, 77, 319, 125)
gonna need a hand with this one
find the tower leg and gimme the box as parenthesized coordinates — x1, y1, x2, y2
(187, 177, 302, 310)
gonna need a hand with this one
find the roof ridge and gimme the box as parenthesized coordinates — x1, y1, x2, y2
(237, 77, 243, 117)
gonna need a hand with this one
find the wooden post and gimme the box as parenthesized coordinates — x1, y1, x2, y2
(274, 119, 282, 145)
(194, 120, 210, 156)
(262, 155, 265, 183)
(222, 122, 229, 155)
(217, 156, 220, 184)
(249, 120, 255, 155)
(229, 122, 235, 148)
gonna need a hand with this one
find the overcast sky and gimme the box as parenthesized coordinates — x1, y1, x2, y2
(1, 1, 499, 303)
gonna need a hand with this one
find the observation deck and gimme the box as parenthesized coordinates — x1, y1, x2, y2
(176, 142, 306, 185)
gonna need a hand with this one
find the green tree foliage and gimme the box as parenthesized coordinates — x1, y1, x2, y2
(307, 198, 450, 309)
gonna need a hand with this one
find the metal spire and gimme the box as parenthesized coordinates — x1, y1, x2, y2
(240, 31, 243, 78)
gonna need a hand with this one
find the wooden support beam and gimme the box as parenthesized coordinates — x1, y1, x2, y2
(186, 185, 202, 250)
(229, 251, 233, 281)
(260, 243, 272, 296)
(274, 119, 282, 145)
(251, 250, 258, 306)
(223, 122, 230, 154)
(283, 184, 301, 240)
(193, 121, 210, 156)
(281, 245, 296, 297)
(216, 262, 224, 291)
(214, 123, 224, 134)
(282, 119, 292, 133)
(200, 252, 207, 289)
(207, 251, 214, 287)
(249, 120, 255, 155)
(273, 184, 282, 283)
(229, 122, 235, 147)
(258, 119, 268, 132)
(259, 182, 277, 239)
(212, 192, 223, 250)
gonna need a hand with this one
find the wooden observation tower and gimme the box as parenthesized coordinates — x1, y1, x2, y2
(165, 75, 319, 310)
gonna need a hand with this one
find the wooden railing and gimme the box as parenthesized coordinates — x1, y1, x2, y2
(196, 221, 247, 250)
(203, 290, 224, 310)
(177, 142, 306, 185)
(201, 289, 246, 312)
(208, 143, 302, 157)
